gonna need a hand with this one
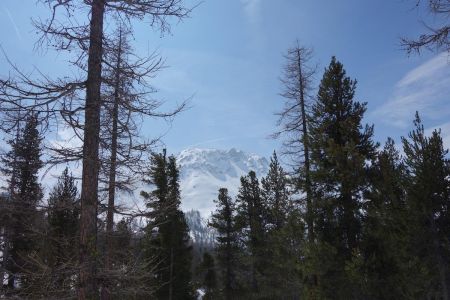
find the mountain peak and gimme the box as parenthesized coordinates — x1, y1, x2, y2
(177, 148, 269, 217)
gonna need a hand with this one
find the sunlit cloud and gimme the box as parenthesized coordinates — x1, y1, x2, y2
(373, 53, 450, 128)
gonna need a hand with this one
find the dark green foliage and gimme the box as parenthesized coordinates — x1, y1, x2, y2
(142, 152, 195, 300)
(355, 138, 413, 299)
(235, 171, 266, 296)
(46, 167, 79, 294)
(307, 56, 378, 298)
(0, 114, 43, 292)
(209, 188, 240, 300)
(198, 252, 217, 299)
(402, 113, 450, 299)
(261, 152, 304, 298)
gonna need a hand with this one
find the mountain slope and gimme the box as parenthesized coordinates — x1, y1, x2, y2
(177, 148, 269, 217)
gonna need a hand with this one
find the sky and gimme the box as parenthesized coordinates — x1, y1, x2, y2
(0, 0, 449, 162)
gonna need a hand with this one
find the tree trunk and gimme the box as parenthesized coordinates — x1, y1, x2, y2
(297, 48, 313, 243)
(169, 247, 174, 300)
(101, 27, 123, 300)
(79, 0, 105, 299)
(430, 215, 449, 300)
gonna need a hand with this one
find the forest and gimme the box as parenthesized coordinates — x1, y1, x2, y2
(0, 0, 449, 299)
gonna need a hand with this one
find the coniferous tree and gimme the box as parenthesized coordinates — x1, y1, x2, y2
(402, 113, 450, 299)
(307, 57, 378, 298)
(355, 138, 414, 299)
(47, 167, 79, 296)
(235, 171, 266, 297)
(260, 151, 294, 297)
(275, 44, 316, 242)
(209, 188, 240, 300)
(141, 152, 195, 300)
(0, 114, 43, 293)
(199, 252, 217, 300)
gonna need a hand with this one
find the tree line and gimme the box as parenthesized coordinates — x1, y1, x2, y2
(208, 53, 450, 299)
(0, 0, 448, 299)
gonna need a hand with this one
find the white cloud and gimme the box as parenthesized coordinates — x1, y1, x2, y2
(373, 52, 450, 128)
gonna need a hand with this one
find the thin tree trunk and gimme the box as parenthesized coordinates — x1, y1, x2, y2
(101, 27, 123, 300)
(296, 48, 313, 242)
(79, 0, 105, 299)
(169, 247, 174, 300)
(3, 124, 20, 291)
(430, 215, 449, 300)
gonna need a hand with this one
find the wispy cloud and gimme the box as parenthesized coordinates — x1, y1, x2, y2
(3, 7, 22, 41)
(373, 53, 450, 128)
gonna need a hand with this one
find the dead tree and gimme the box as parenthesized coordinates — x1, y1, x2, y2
(273, 42, 316, 241)
(401, 0, 450, 54)
(98, 23, 187, 299)
(0, 1, 192, 299)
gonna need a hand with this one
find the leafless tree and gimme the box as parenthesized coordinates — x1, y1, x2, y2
(98, 23, 188, 299)
(273, 42, 316, 241)
(401, 0, 450, 54)
(0, 1, 193, 298)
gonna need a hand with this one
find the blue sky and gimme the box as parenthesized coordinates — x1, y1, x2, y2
(0, 0, 449, 160)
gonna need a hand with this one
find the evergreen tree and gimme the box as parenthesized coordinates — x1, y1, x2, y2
(259, 151, 297, 297)
(47, 167, 79, 295)
(141, 152, 195, 300)
(209, 188, 240, 300)
(0, 114, 43, 291)
(402, 113, 450, 299)
(199, 252, 217, 300)
(308, 57, 377, 298)
(235, 171, 266, 297)
(356, 138, 414, 299)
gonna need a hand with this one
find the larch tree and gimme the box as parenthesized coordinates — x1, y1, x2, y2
(274, 43, 316, 242)
(0, 1, 192, 298)
(401, 0, 450, 54)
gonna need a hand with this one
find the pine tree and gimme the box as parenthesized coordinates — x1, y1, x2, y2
(199, 252, 217, 300)
(141, 152, 195, 300)
(402, 113, 450, 299)
(209, 188, 240, 300)
(261, 151, 289, 231)
(47, 167, 79, 295)
(356, 138, 414, 299)
(0, 114, 43, 292)
(308, 56, 377, 298)
(235, 171, 266, 297)
(259, 151, 295, 297)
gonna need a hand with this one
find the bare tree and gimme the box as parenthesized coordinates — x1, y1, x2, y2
(401, 0, 450, 54)
(0, 1, 193, 298)
(273, 42, 316, 241)
(98, 23, 187, 299)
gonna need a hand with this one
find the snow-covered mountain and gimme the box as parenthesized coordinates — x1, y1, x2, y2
(177, 148, 269, 217)
(115, 148, 269, 218)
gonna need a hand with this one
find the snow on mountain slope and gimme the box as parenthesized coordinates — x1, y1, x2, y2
(177, 148, 269, 217)
(115, 148, 269, 218)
